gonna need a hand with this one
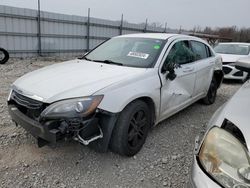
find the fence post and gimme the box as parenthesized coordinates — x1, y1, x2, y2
(143, 19, 148, 33)
(86, 8, 90, 52)
(120, 14, 123, 35)
(37, 0, 42, 56)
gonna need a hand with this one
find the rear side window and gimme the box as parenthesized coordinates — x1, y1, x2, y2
(190, 41, 208, 61)
(205, 46, 213, 57)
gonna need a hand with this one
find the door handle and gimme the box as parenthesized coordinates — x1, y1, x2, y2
(182, 67, 194, 73)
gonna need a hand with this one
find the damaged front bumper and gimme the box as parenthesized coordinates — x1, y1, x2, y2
(7, 89, 118, 151)
(9, 105, 60, 146)
(8, 104, 104, 147)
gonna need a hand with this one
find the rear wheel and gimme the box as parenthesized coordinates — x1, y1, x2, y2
(202, 77, 217, 105)
(110, 100, 151, 156)
(0, 48, 9, 64)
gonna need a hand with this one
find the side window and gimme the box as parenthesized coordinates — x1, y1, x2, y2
(205, 45, 213, 57)
(190, 41, 208, 61)
(165, 40, 195, 65)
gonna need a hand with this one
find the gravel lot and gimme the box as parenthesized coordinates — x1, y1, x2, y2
(0, 58, 241, 188)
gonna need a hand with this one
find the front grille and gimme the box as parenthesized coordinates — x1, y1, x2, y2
(223, 66, 232, 74)
(12, 91, 43, 109)
(10, 90, 47, 120)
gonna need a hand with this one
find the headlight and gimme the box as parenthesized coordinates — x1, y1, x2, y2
(199, 127, 250, 188)
(41, 95, 103, 119)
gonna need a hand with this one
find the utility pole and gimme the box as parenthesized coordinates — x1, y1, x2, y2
(144, 19, 148, 33)
(179, 25, 182, 34)
(120, 14, 123, 35)
(164, 22, 167, 33)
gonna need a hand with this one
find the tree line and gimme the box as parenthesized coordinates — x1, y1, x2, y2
(191, 26, 250, 42)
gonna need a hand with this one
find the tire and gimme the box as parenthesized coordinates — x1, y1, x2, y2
(110, 100, 151, 156)
(202, 77, 217, 105)
(0, 48, 9, 64)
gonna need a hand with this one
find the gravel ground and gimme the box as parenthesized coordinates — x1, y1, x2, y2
(0, 58, 241, 188)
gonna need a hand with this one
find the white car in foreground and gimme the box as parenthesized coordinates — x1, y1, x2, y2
(8, 33, 223, 156)
(189, 58, 250, 187)
(214, 42, 250, 82)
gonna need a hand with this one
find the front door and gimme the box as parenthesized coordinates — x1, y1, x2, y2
(159, 40, 197, 120)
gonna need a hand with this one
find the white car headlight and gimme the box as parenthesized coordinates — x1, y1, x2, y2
(199, 127, 250, 188)
(41, 95, 103, 119)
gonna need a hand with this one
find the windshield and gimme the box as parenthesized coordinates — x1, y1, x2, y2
(85, 37, 166, 68)
(214, 43, 250, 55)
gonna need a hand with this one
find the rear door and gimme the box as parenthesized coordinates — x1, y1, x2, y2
(190, 41, 215, 97)
(159, 39, 197, 120)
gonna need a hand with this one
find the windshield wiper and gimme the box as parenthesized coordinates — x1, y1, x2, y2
(93, 59, 123, 66)
(79, 57, 123, 66)
(79, 56, 93, 61)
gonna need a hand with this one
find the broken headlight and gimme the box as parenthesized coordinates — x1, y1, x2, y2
(199, 127, 250, 188)
(41, 95, 103, 119)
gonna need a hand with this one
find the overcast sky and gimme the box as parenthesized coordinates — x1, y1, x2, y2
(1, 0, 250, 30)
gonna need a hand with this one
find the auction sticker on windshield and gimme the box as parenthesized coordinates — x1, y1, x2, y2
(127, 52, 149, 59)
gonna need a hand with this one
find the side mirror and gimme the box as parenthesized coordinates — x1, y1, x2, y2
(235, 58, 250, 73)
(162, 61, 177, 81)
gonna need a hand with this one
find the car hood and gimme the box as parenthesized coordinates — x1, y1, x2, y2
(13, 59, 146, 103)
(210, 81, 250, 150)
(218, 53, 248, 63)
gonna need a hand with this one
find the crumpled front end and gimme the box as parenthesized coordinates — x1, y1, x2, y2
(8, 89, 107, 148)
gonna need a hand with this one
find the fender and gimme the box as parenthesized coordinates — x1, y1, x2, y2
(92, 70, 162, 152)
(95, 68, 161, 118)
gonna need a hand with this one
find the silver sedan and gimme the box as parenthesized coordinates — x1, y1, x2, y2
(189, 58, 250, 188)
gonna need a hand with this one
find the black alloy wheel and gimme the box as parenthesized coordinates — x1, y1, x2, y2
(128, 110, 148, 149)
(110, 100, 151, 156)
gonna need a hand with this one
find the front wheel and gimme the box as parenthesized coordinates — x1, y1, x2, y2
(110, 100, 151, 156)
(202, 77, 217, 105)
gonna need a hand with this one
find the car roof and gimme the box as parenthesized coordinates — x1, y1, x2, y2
(115, 33, 183, 40)
(114, 33, 211, 47)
